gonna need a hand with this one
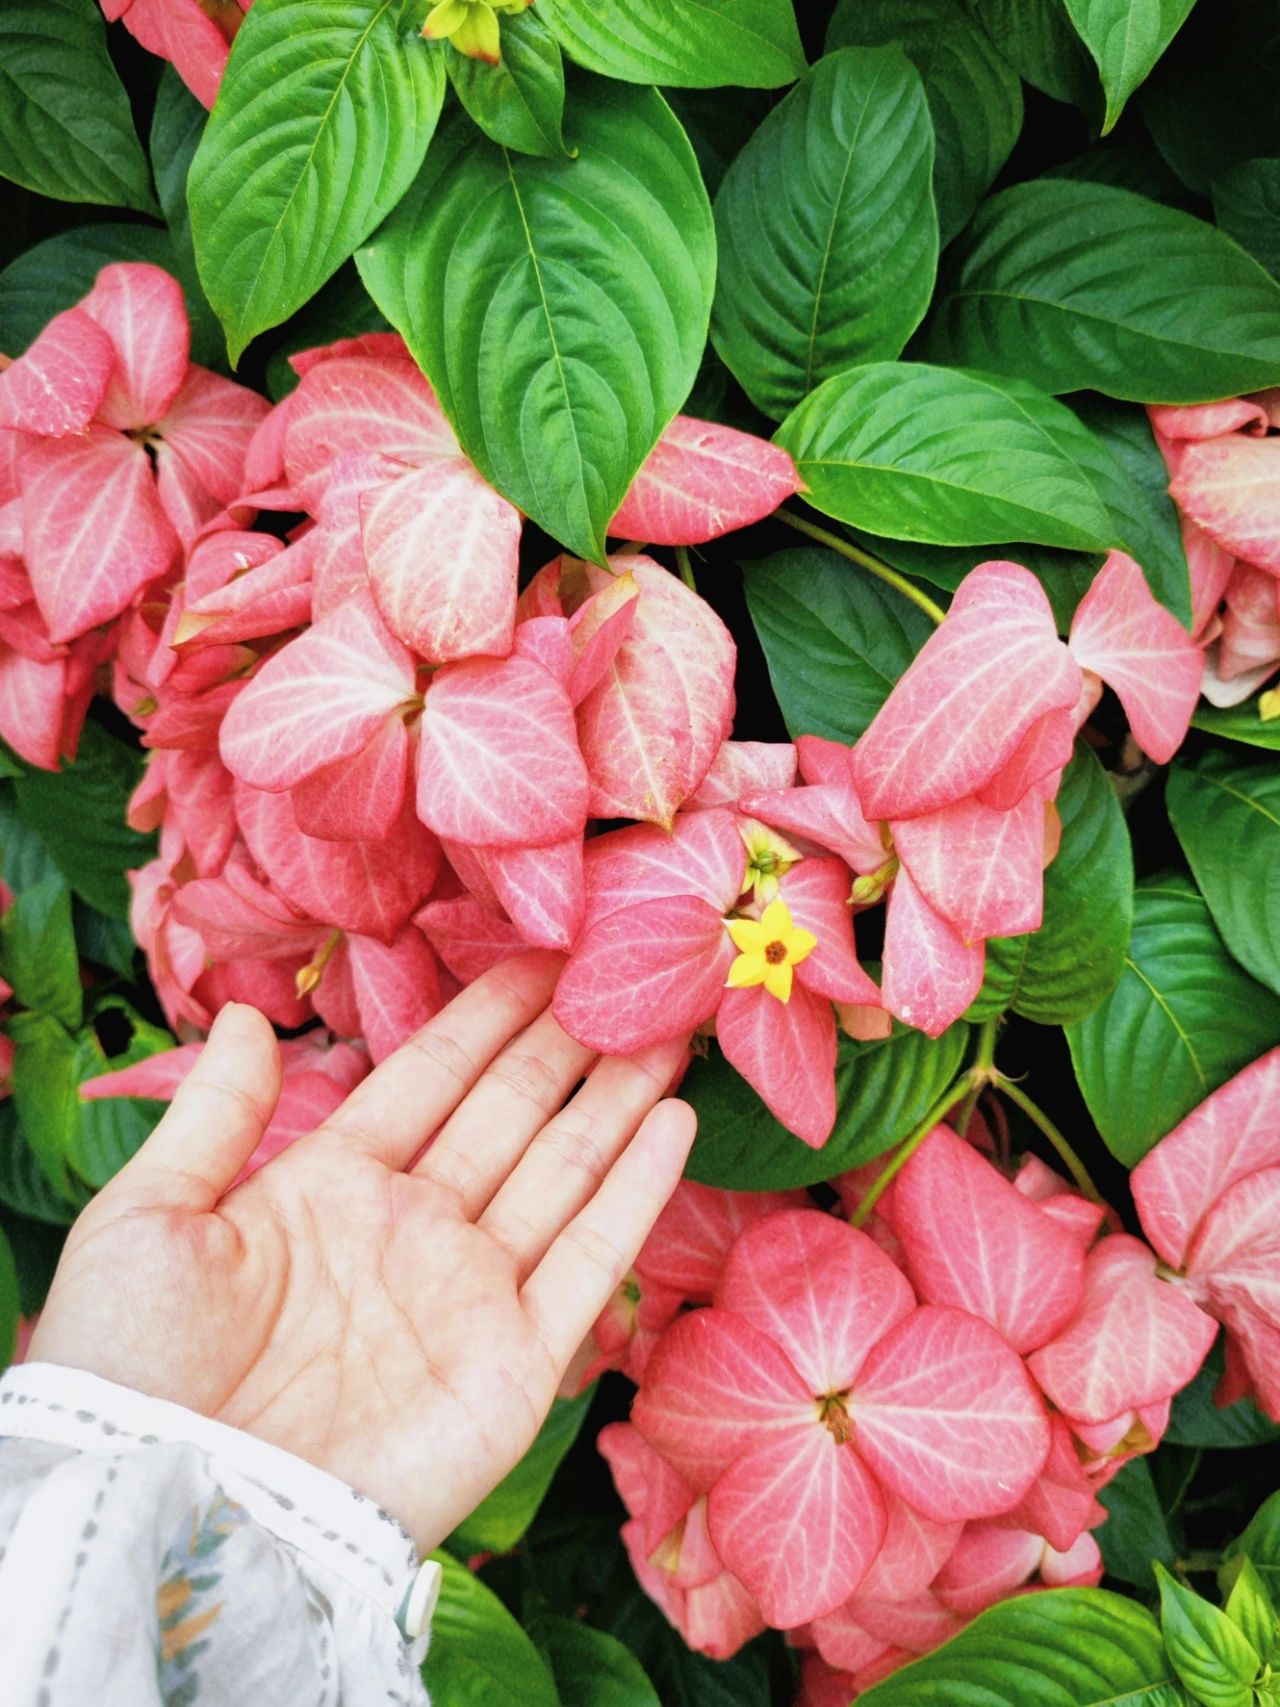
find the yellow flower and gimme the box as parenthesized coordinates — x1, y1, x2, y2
(421, 0, 531, 63)
(1260, 687, 1280, 722)
(738, 816, 803, 905)
(725, 898, 817, 1003)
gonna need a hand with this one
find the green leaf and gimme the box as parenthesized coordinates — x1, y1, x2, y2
(73, 900, 137, 980)
(603, 1585, 769, 1707)
(1168, 750, 1280, 997)
(962, 0, 1101, 113)
(543, 1618, 661, 1707)
(12, 722, 153, 920)
(969, 744, 1133, 1026)
(857, 1588, 1180, 1706)
(684, 1022, 970, 1190)
(1168, 1346, 1280, 1449)
(0, 875, 82, 1030)
(711, 47, 937, 419)
(0, 747, 21, 780)
(775, 364, 1116, 552)
(0, 0, 156, 212)
(925, 179, 1280, 402)
(189, 0, 447, 363)
(826, 0, 1022, 244)
(1232, 1492, 1280, 1590)
(1096, 1458, 1177, 1589)
(0, 787, 56, 894)
(742, 547, 934, 744)
(422, 1551, 560, 1706)
(450, 1386, 594, 1555)
(148, 68, 222, 370)
(1224, 1559, 1276, 1666)
(1156, 1563, 1260, 1707)
(7, 1010, 79, 1200)
(0, 1098, 76, 1225)
(263, 263, 389, 400)
(0, 1223, 17, 1369)
(537, 0, 804, 89)
(1213, 159, 1280, 283)
(68, 999, 173, 1190)
(358, 83, 715, 563)
(448, 11, 570, 158)
(1192, 699, 1280, 751)
(1066, 873, 1280, 1166)
(1062, 0, 1197, 133)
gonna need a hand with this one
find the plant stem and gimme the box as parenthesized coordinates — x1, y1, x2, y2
(775, 507, 947, 625)
(674, 544, 697, 592)
(954, 1016, 999, 1137)
(997, 1077, 1104, 1204)
(851, 1074, 968, 1229)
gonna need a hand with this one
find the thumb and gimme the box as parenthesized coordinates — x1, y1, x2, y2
(108, 1004, 283, 1214)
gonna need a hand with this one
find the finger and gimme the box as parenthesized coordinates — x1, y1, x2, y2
(411, 1008, 596, 1213)
(316, 950, 563, 1170)
(521, 1098, 697, 1371)
(478, 1037, 689, 1280)
(107, 1004, 282, 1213)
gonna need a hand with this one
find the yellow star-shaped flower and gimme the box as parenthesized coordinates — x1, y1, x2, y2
(724, 898, 817, 1004)
(421, 0, 531, 62)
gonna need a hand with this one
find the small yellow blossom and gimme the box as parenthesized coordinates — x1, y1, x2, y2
(421, 0, 531, 63)
(850, 856, 898, 907)
(725, 898, 817, 1003)
(1260, 687, 1280, 722)
(738, 817, 803, 905)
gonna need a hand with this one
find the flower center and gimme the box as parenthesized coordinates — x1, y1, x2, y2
(818, 1392, 854, 1444)
(764, 939, 788, 965)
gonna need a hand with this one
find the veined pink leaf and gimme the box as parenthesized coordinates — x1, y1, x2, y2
(0, 306, 114, 435)
(1184, 1171, 1280, 1408)
(184, 527, 283, 604)
(1149, 399, 1272, 441)
(856, 1495, 962, 1603)
(575, 559, 736, 827)
(691, 740, 799, 809)
(994, 1413, 1101, 1554)
(153, 437, 223, 545)
(0, 599, 60, 664)
(632, 1307, 813, 1490)
(795, 735, 857, 788)
(155, 365, 271, 506)
(515, 615, 574, 690)
(1182, 519, 1236, 644)
(437, 838, 504, 915)
(159, 746, 237, 877)
(0, 645, 66, 769)
(471, 834, 585, 951)
(177, 536, 310, 650)
(142, 676, 245, 750)
(609, 415, 800, 545)
(892, 1127, 1086, 1354)
(840, 1589, 963, 1655)
(1068, 552, 1203, 763)
(241, 395, 290, 497)
(709, 1422, 887, 1629)
(1206, 1288, 1280, 1422)
(80, 1042, 205, 1102)
(637, 1181, 806, 1302)
(83, 263, 189, 431)
(808, 1607, 895, 1678)
(772, 858, 880, 1005)
(113, 0, 234, 108)
(339, 926, 442, 1063)
(171, 859, 325, 962)
(583, 810, 748, 924)
(553, 895, 734, 1052)
(20, 427, 178, 644)
(1171, 434, 1280, 577)
(1131, 1047, 1280, 1268)
(715, 1210, 914, 1396)
(932, 1524, 1043, 1617)
(310, 451, 399, 618)
(881, 864, 985, 1038)
(416, 654, 588, 849)
(1216, 564, 1280, 682)
(893, 790, 1047, 948)
(717, 979, 838, 1148)
(235, 780, 441, 944)
(1027, 1235, 1218, 1425)
(597, 1422, 701, 1571)
(567, 572, 640, 705)
(413, 893, 525, 985)
(853, 562, 1081, 821)
(744, 780, 887, 877)
(975, 706, 1076, 811)
(289, 712, 409, 842)
(220, 589, 416, 791)
(361, 456, 520, 661)
(288, 333, 407, 380)
(854, 1306, 1050, 1522)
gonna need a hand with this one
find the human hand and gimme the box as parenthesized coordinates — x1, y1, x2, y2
(29, 953, 697, 1552)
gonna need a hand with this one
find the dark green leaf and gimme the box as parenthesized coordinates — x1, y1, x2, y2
(962, 0, 1101, 114)
(1048, 139, 1197, 209)
(68, 998, 173, 1190)
(538, 0, 804, 89)
(0, 0, 156, 212)
(775, 364, 1115, 551)
(857, 1589, 1180, 1706)
(12, 722, 153, 919)
(826, 0, 1022, 243)
(847, 532, 1102, 632)
(1066, 873, 1280, 1165)
(711, 47, 937, 419)
(0, 875, 82, 1030)
(970, 744, 1133, 1026)
(1192, 699, 1280, 750)
(742, 547, 934, 743)
(450, 1385, 594, 1555)
(684, 1022, 969, 1190)
(359, 84, 715, 562)
(925, 179, 1280, 402)
(448, 11, 569, 158)
(0, 1098, 76, 1225)
(7, 1010, 79, 1200)
(603, 1585, 770, 1707)
(190, 0, 447, 362)
(1231, 1492, 1280, 1589)
(1062, 0, 1197, 133)
(148, 67, 222, 369)
(1155, 1563, 1259, 1707)
(0, 788, 56, 894)
(543, 1618, 660, 1707)
(0, 1206, 63, 1313)
(263, 263, 389, 400)
(1168, 1346, 1280, 1449)
(1214, 159, 1280, 283)
(1168, 750, 1280, 997)
(0, 747, 21, 780)
(664, 88, 771, 199)
(422, 1551, 560, 1706)
(1096, 1458, 1177, 1589)
(0, 1224, 17, 1369)
(73, 901, 137, 980)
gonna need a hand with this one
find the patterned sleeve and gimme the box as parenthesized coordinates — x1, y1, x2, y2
(0, 1362, 439, 1707)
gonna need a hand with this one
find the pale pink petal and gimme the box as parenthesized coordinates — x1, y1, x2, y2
(974, 706, 1077, 811)
(636, 1180, 807, 1303)
(992, 1413, 1100, 1554)
(880, 864, 985, 1038)
(1182, 519, 1236, 642)
(1149, 400, 1272, 441)
(717, 980, 838, 1149)
(1171, 435, 1280, 576)
(853, 1306, 1050, 1522)
(715, 1210, 915, 1396)
(744, 781, 887, 876)
(856, 1495, 962, 1603)
(582, 809, 747, 923)
(808, 1610, 894, 1678)
(177, 537, 311, 650)
(80, 1043, 205, 1102)
(690, 740, 798, 809)
(471, 834, 585, 951)
(310, 451, 400, 617)
(840, 1589, 964, 1654)
(344, 926, 442, 1063)
(83, 263, 189, 430)
(152, 440, 223, 544)
(893, 791, 1046, 944)
(117, 0, 233, 107)
(1216, 563, 1280, 681)
(289, 714, 409, 843)
(777, 857, 882, 1005)
(932, 1523, 1042, 1616)
(156, 365, 272, 505)
(796, 735, 858, 787)
(567, 572, 640, 704)
(413, 893, 525, 985)
(0, 306, 115, 435)
(171, 860, 325, 961)
(514, 614, 574, 690)
(610, 416, 800, 545)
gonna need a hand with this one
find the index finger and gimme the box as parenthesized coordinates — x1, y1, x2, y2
(314, 950, 564, 1171)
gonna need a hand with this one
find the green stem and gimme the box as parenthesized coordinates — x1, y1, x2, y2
(954, 1016, 999, 1137)
(674, 544, 697, 592)
(852, 1074, 969, 1229)
(997, 1077, 1103, 1204)
(775, 507, 947, 626)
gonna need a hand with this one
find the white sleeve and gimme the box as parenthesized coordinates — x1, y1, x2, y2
(0, 1362, 440, 1707)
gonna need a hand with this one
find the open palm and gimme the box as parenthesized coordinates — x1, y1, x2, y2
(29, 953, 695, 1552)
